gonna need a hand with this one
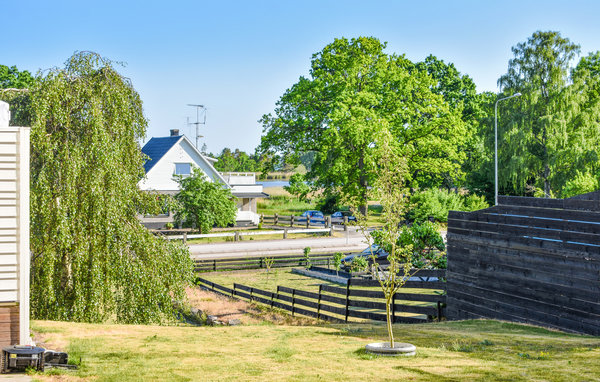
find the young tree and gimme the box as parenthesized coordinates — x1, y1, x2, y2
(260, 37, 467, 215)
(351, 128, 423, 348)
(29, 52, 194, 323)
(174, 168, 237, 233)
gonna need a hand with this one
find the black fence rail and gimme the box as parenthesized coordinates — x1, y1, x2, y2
(447, 192, 600, 336)
(261, 214, 351, 230)
(194, 253, 338, 272)
(196, 271, 446, 324)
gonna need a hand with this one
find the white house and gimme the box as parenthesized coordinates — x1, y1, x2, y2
(0, 101, 31, 346)
(138, 130, 267, 228)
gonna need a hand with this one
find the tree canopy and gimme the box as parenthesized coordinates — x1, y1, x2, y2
(28, 52, 193, 323)
(260, 37, 467, 213)
(496, 31, 600, 197)
(174, 169, 237, 233)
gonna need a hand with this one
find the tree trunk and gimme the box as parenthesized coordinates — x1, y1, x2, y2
(386, 296, 394, 348)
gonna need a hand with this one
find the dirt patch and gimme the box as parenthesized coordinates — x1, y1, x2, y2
(186, 286, 316, 325)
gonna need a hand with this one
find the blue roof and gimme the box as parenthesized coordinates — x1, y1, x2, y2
(141, 136, 182, 173)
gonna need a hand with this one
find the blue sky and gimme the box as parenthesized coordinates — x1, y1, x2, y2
(2, 1, 600, 154)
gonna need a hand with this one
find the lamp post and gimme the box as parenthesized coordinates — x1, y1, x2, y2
(495, 92, 521, 205)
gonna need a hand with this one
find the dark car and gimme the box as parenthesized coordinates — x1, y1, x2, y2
(341, 244, 388, 265)
(331, 211, 357, 224)
(297, 210, 325, 224)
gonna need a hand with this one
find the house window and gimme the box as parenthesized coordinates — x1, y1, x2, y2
(174, 163, 192, 177)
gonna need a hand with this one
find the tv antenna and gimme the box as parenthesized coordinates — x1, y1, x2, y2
(187, 104, 206, 149)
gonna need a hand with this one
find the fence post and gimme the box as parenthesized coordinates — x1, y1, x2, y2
(391, 293, 396, 324)
(290, 215, 294, 227)
(329, 227, 333, 237)
(234, 231, 239, 241)
(232, 283, 236, 298)
(343, 216, 348, 231)
(213, 259, 217, 272)
(260, 257, 264, 269)
(283, 229, 288, 239)
(260, 213, 264, 225)
(306, 218, 310, 229)
(292, 289, 296, 316)
(183, 232, 187, 244)
(437, 301, 442, 322)
(274, 213, 278, 225)
(250, 287, 254, 301)
(317, 285, 323, 320)
(345, 278, 351, 322)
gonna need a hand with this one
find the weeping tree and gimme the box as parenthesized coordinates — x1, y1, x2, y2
(29, 52, 194, 323)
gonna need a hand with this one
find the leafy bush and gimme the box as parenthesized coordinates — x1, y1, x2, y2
(350, 256, 368, 273)
(561, 171, 598, 198)
(316, 194, 341, 215)
(408, 188, 489, 223)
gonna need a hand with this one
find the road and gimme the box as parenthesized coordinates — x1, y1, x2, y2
(188, 229, 368, 260)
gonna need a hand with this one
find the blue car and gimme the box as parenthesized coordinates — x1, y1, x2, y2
(297, 210, 325, 224)
(331, 211, 357, 224)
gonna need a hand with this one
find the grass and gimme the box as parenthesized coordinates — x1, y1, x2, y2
(200, 269, 444, 322)
(31, 319, 600, 381)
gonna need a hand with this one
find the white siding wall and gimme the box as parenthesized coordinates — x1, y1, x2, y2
(0, 102, 30, 345)
(139, 137, 228, 192)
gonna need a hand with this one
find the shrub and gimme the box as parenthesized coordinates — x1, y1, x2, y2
(408, 188, 489, 223)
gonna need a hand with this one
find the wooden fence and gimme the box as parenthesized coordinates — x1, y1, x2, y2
(194, 253, 337, 272)
(447, 191, 600, 336)
(261, 214, 350, 230)
(196, 270, 446, 323)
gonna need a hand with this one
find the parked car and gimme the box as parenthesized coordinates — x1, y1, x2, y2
(297, 210, 325, 224)
(341, 244, 389, 267)
(331, 211, 357, 224)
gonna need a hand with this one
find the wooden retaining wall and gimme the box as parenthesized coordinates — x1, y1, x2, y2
(447, 192, 600, 335)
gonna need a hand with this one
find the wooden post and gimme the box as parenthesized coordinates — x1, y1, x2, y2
(250, 287, 254, 301)
(437, 301, 442, 322)
(183, 232, 187, 244)
(260, 257, 264, 269)
(270, 292, 275, 308)
(306, 218, 310, 229)
(343, 216, 348, 231)
(283, 229, 288, 239)
(274, 213, 278, 225)
(326, 216, 331, 228)
(292, 289, 296, 316)
(345, 279, 351, 322)
(213, 259, 217, 272)
(260, 213, 264, 225)
(329, 227, 333, 237)
(317, 285, 323, 320)
(232, 283, 236, 298)
(290, 215, 294, 227)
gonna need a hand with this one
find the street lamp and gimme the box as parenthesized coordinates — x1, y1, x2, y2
(495, 92, 521, 205)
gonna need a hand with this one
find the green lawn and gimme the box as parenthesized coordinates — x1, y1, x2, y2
(31, 319, 600, 381)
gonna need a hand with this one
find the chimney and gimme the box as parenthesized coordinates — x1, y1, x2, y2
(170, 129, 179, 137)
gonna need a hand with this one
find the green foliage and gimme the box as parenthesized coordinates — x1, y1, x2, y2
(398, 222, 446, 269)
(332, 252, 344, 275)
(315, 194, 341, 215)
(211, 147, 272, 174)
(561, 171, 599, 198)
(174, 168, 237, 233)
(0, 64, 35, 89)
(260, 36, 467, 214)
(284, 173, 310, 201)
(29, 52, 194, 324)
(164, 222, 174, 230)
(303, 247, 311, 269)
(496, 31, 600, 197)
(408, 188, 489, 223)
(349, 256, 368, 273)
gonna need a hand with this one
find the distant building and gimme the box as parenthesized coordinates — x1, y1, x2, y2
(138, 129, 267, 228)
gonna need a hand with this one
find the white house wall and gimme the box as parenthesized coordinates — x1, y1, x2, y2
(139, 137, 227, 192)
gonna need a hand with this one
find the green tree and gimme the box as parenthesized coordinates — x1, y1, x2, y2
(284, 173, 310, 201)
(29, 52, 193, 323)
(496, 31, 600, 197)
(260, 37, 467, 215)
(174, 168, 237, 233)
(0, 65, 36, 126)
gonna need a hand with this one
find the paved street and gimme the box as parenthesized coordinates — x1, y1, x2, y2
(189, 229, 367, 259)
